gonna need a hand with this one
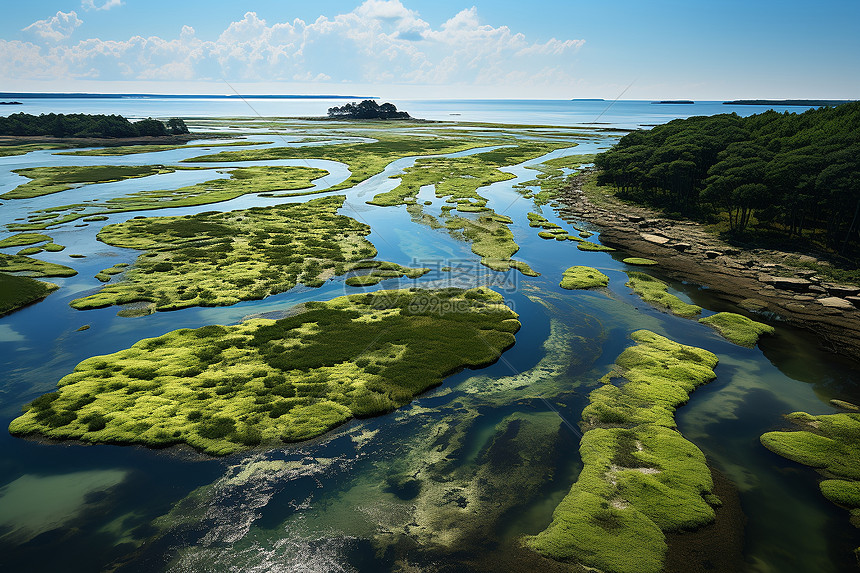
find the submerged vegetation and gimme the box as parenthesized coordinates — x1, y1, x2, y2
(625, 271, 702, 318)
(560, 265, 609, 290)
(10, 287, 519, 456)
(70, 195, 425, 312)
(527, 330, 720, 573)
(0, 273, 58, 316)
(761, 411, 860, 564)
(698, 311, 775, 347)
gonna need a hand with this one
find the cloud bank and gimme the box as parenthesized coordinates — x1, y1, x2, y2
(4, 1, 584, 89)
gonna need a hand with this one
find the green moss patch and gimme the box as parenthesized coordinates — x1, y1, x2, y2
(526, 330, 719, 572)
(623, 257, 657, 266)
(17, 246, 43, 256)
(560, 266, 609, 290)
(3, 165, 175, 199)
(0, 233, 51, 248)
(625, 271, 701, 318)
(761, 411, 860, 561)
(0, 273, 59, 316)
(0, 253, 77, 277)
(70, 195, 426, 312)
(0, 143, 71, 157)
(577, 241, 615, 252)
(10, 287, 519, 456)
(698, 312, 775, 347)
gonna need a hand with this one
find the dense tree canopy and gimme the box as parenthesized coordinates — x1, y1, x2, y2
(0, 113, 189, 138)
(327, 100, 410, 120)
(596, 102, 860, 254)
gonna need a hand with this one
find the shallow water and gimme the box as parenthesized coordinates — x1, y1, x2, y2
(0, 102, 857, 572)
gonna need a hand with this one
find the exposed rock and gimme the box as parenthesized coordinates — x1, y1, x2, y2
(641, 233, 671, 245)
(628, 215, 645, 223)
(764, 276, 812, 292)
(822, 283, 860, 297)
(809, 285, 827, 294)
(671, 242, 692, 251)
(846, 296, 860, 309)
(738, 298, 768, 311)
(817, 297, 855, 310)
(705, 250, 722, 259)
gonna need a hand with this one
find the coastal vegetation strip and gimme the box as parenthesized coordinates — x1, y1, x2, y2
(10, 287, 520, 456)
(69, 195, 426, 312)
(0, 232, 53, 248)
(514, 153, 594, 206)
(56, 140, 268, 157)
(560, 266, 609, 290)
(3, 165, 176, 199)
(8, 165, 327, 231)
(0, 253, 77, 277)
(0, 273, 59, 316)
(526, 330, 720, 573)
(761, 410, 860, 563)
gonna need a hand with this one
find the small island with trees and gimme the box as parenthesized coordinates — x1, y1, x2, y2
(327, 100, 411, 120)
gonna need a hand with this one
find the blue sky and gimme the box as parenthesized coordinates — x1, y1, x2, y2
(1, 0, 858, 99)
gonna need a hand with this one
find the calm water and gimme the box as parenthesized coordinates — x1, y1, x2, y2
(0, 99, 857, 573)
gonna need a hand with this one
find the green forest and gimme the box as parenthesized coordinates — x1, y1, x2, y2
(595, 102, 860, 257)
(0, 113, 189, 138)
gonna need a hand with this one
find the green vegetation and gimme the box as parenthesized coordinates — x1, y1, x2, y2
(698, 312, 775, 347)
(0, 254, 77, 277)
(0, 143, 71, 157)
(69, 195, 425, 312)
(0, 273, 59, 315)
(0, 233, 52, 248)
(327, 100, 410, 119)
(625, 271, 701, 318)
(57, 140, 266, 157)
(3, 165, 176, 199)
(43, 243, 65, 252)
(17, 247, 43, 256)
(185, 132, 497, 193)
(344, 261, 430, 287)
(10, 287, 520, 456)
(526, 330, 720, 573)
(0, 113, 188, 138)
(623, 257, 657, 266)
(514, 153, 594, 206)
(577, 241, 615, 252)
(560, 266, 609, 289)
(9, 165, 327, 231)
(596, 102, 860, 256)
(94, 263, 129, 283)
(761, 412, 860, 563)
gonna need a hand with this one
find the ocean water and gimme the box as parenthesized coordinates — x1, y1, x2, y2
(0, 98, 856, 573)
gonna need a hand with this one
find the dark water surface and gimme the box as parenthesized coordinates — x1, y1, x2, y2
(0, 100, 857, 572)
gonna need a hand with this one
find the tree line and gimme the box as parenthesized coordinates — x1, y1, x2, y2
(327, 100, 410, 120)
(595, 102, 860, 255)
(0, 113, 189, 138)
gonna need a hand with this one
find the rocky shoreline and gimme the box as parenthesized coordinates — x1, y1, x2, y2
(556, 172, 860, 359)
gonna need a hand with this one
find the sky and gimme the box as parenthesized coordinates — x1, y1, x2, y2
(1, 0, 858, 100)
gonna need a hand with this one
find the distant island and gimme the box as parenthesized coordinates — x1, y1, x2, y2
(0, 113, 189, 138)
(571, 98, 605, 101)
(653, 100, 694, 104)
(0, 101, 22, 105)
(327, 100, 411, 120)
(0, 92, 376, 100)
(724, 99, 853, 106)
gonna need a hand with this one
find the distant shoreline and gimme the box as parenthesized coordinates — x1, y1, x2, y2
(724, 99, 853, 106)
(0, 93, 378, 100)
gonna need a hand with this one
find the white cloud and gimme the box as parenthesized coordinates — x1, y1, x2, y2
(22, 11, 82, 42)
(5, 2, 585, 90)
(82, 0, 123, 11)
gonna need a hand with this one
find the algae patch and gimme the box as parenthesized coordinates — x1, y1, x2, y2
(625, 271, 701, 318)
(560, 266, 609, 290)
(761, 411, 860, 563)
(699, 312, 774, 347)
(11, 287, 520, 456)
(526, 330, 720, 573)
(69, 195, 425, 312)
